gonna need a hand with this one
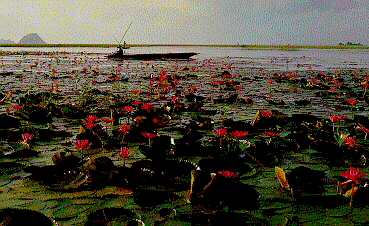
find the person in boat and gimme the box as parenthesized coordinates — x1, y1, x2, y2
(117, 45, 123, 55)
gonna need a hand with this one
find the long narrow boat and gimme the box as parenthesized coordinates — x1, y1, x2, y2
(107, 51, 198, 60)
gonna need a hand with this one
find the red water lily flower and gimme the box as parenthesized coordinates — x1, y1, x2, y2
(214, 128, 227, 137)
(260, 110, 273, 118)
(141, 103, 153, 112)
(118, 123, 131, 135)
(217, 170, 238, 178)
(85, 115, 99, 129)
(141, 132, 158, 140)
(345, 98, 358, 107)
(231, 130, 249, 139)
(131, 100, 142, 106)
(329, 115, 347, 123)
(171, 96, 178, 104)
(22, 132, 34, 144)
(159, 70, 168, 82)
(119, 147, 130, 158)
(86, 115, 99, 123)
(340, 167, 367, 184)
(100, 117, 114, 124)
(344, 136, 357, 149)
(75, 139, 90, 150)
(9, 104, 23, 112)
(264, 131, 280, 137)
(122, 105, 134, 113)
(85, 121, 96, 129)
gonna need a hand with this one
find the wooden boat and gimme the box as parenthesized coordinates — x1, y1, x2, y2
(107, 51, 198, 60)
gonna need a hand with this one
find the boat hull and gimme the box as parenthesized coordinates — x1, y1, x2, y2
(107, 52, 198, 60)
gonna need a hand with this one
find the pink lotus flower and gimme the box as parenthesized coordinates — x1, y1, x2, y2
(340, 167, 367, 184)
(214, 128, 227, 137)
(75, 139, 90, 150)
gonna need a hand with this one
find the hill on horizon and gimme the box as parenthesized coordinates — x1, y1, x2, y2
(19, 33, 46, 44)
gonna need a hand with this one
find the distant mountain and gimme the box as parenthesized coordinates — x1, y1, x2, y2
(19, 33, 46, 44)
(0, 39, 15, 44)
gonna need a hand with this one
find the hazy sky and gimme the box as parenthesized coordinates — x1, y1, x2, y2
(1, 0, 368, 45)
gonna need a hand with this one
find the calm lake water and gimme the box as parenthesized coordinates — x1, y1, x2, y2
(1, 46, 369, 70)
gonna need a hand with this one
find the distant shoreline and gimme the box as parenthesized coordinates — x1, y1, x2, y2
(0, 43, 368, 50)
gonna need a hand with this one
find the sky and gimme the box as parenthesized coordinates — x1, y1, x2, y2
(0, 0, 368, 45)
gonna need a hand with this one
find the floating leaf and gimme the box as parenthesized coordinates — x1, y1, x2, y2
(279, 131, 290, 138)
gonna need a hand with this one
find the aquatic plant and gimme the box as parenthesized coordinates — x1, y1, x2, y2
(344, 136, 358, 149)
(340, 167, 367, 184)
(75, 139, 90, 151)
(264, 131, 280, 137)
(118, 123, 131, 144)
(213, 127, 228, 137)
(21, 132, 34, 149)
(118, 123, 131, 135)
(119, 146, 130, 166)
(85, 115, 99, 129)
(122, 105, 134, 113)
(119, 147, 130, 159)
(329, 115, 347, 123)
(141, 102, 153, 112)
(217, 170, 238, 178)
(230, 130, 249, 139)
(141, 132, 158, 147)
(346, 98, 358, 107)
(338, 167, 367, 206)
(6, 103, 23, 113)
(260, 110, 273, 118)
